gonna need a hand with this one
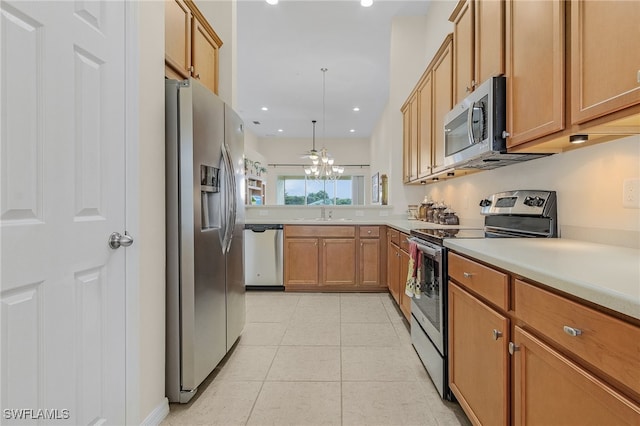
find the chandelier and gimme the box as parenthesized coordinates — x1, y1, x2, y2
(304, 68, 344, 180)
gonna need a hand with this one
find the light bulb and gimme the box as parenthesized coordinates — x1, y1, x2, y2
(322, 156, 328, 164)
(304, 167, 311, 175)
(312, 159, 319, 165)
(328, 158, 334, 165)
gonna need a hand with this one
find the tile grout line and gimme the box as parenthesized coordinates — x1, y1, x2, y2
(339, 294, 344, 426)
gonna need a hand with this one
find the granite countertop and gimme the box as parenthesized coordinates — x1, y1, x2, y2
(444, 238, 640, 321)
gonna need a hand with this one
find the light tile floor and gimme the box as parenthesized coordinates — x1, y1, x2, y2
(161, 292, 471, 426)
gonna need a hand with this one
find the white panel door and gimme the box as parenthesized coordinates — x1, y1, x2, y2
(0, 1, 127, 424)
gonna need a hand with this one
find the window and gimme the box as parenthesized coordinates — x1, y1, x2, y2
(276, 176, 364, 205)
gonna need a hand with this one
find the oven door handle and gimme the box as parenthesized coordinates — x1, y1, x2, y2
(408, 237, 442, 258)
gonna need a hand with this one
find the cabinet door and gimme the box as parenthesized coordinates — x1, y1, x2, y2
(192, 17, 220, 95)
(570, 0, 640, 124)
(322, 238, 356, 286)
(505, 0, 564, 148)
(452, 0, 474, 105)
(409, 95, 419, 181)
(284, 238, 319, 285)
(401, 104, 411, 183)
(360, 238, 381, 287)
(398, 249, 411, 320)
(513, 327, 640, 426)
(165, 0, 192, 79)
(475, 0, 504, 86)
(432, 39, 453, 172)
(417, 73, 433, 178)
(387, 240, 400, 304)
(449, 282, 509, 426)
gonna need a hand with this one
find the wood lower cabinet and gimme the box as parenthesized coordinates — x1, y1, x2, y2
(570, 0, 640, 125)
(284, 238, 319, 285)
(512, 327, 640, 426)
(321, 238, 356, 286)
(448, 250, 640, 425)
(398, 247, 411, 320)
(449, 282, 509, 426)
(387, 237, 400, 304)
(283, 225, 384, 291)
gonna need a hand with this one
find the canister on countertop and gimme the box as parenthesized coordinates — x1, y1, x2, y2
(408, 205, 419, 219)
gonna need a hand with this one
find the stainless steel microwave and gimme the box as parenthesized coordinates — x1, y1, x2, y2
(443, 76, 549, 169)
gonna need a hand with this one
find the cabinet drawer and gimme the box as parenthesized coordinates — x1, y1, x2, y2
(448, 252, 509, 311)
(515, 279, 640, 396)
(399, 233, 410, 253)
(388, 228, 400, 245)
(359, 226, 380, 238)
(285, 225, 356, 238)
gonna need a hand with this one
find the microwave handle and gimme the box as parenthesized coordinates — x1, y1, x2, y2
(467, 103, 475, 145)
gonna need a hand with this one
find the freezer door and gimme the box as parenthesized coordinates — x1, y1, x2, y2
(183, 79, 227, 392)
(224, 104, 246, 350)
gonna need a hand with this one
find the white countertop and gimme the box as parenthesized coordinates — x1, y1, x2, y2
(444, 238, 640, 320)
(245, 218, 474, 234)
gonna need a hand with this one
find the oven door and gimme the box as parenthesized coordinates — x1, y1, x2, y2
(409, 239, 445, 355)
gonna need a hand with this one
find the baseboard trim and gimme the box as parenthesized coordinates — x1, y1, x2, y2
(140, 397, 169, 426)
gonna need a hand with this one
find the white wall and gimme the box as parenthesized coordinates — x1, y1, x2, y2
(253, 137, 371, 205)
(197, 0, 236, 106)
(425, 135, 640, 248)
(137, 0, 167, 422)
(370, 7, 455, 215)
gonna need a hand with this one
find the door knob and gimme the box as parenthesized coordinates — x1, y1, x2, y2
(108, 231, 134, 249)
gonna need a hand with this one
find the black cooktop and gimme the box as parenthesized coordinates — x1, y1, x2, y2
(410, 228, 485, 245)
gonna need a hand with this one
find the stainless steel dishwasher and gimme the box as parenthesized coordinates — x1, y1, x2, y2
(243, 224, 284, 290)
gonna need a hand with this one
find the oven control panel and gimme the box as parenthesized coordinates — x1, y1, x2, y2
(480, 190, 556, 217)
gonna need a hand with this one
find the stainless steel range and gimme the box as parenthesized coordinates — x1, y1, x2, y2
(408, 190, 557, 400)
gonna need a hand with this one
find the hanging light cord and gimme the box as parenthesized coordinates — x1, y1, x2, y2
(321, 67, 327, 142)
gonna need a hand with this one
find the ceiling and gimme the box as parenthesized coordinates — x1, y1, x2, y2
(236, 0, 431, 140)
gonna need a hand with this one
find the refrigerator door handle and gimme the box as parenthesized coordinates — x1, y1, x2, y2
(221, 144, 233, 253)
(221, 143, 236, 254)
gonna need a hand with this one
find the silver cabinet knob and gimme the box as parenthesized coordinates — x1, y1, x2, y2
(492, 329, 503, 340)
(563, 326, 583, 337)
(509, 342, 520, 355)
(502, 130, 511, 139)
(108, 231, 134, 249)
(463, 272, 473, 278)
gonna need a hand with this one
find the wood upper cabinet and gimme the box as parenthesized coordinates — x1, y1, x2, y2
(417, 73, 433, 178)
(402, 34, 453, 180)
(165, 0, 222, 95)
(451, 0, 474, 105)
(450, 0, 505, 106)
(512, 327, 640, 426)
(284, 238, 319, 285)
(431, 37, 453, 172)
(165, 0, 191, 79)
(401, 94, 419, 183)
(449, 282, 509, 426)
(570, 0, 640, 125)
(505, 0, 565, 148)
(192, 17, 220, 95)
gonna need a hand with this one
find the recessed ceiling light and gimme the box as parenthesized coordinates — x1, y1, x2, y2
(353, 107, 360, 112)
(261, 106, 268, 111)
(361, 0, 373, 7)
(277, 129, 283, 132)
(265, 0, 278, 5)
(349, 129, 355, 133)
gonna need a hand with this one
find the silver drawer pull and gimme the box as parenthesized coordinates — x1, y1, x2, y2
(492, 329, 503, 340)
(563, 326, 583, 337)
(463, 272, 473, 278)
(509, 342, 519, 355)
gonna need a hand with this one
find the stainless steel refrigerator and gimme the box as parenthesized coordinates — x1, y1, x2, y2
(165, 78, 246, 403)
